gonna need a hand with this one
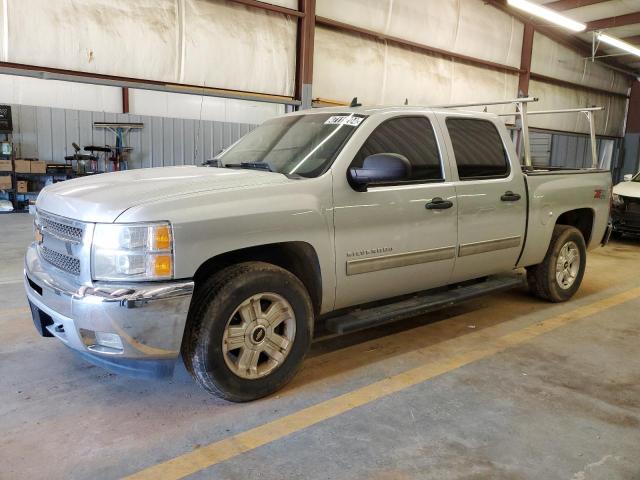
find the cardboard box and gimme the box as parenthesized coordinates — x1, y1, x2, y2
(14, 159, 31, 173)
(0, 175, 11, 190)
(30, 161, 47, 174)
(0, 159, 11, 171)
(16, 180, 28, 193)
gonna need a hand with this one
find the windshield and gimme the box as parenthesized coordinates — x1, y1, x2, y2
(216, 113, 366, 178)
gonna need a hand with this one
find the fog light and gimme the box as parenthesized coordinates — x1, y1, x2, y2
(95, 332, 123, 350)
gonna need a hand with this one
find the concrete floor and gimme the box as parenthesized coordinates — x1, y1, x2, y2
(1, 212, 639, 480)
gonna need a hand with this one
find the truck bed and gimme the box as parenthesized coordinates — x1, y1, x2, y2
(517, 167, 611, 268)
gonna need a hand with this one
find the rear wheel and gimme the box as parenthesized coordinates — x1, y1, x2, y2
(182, 262, 314, 402)
(526, 225, 587, 303)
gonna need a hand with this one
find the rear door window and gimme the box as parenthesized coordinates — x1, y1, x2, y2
(446, 118, 510, 180)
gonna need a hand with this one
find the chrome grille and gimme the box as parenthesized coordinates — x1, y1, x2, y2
(40, 246, 81, 276)
(40, 215, 84, 243)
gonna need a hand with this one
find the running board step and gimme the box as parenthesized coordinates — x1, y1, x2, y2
(325, 273, 525, 335)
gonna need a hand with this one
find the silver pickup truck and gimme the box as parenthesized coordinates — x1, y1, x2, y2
(25, 106, 611, 401)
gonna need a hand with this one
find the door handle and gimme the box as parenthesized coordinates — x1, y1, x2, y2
(426, 197, 453, 210)
(500, 191, 521, 202)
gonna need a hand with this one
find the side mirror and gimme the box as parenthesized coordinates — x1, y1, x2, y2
(623, 174, 633, 182)
(348, 153, 411, 191)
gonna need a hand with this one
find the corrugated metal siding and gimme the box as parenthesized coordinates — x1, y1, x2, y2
(9, 104, 256, 171)
(620, 134, 640, 183)
(528, 129, 616, 170)
(529, 131, 552, 166)
(550, 134, 601, 169)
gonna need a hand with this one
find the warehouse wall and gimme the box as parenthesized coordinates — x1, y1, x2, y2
(8, 104, 257, 170)
(0, 74, 285, 123)
(310, 0, 630, 136)
(0, 0, 297, 96)
(0, 0, 633, 143)
(528, 32, 629, 137)
(313, 0, 522, 114)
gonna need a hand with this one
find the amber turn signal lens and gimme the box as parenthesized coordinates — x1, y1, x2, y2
(153, 225, 172, 251)
(151, 254, 172, 277)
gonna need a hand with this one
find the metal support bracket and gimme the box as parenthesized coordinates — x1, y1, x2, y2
(433, 97, 538, 167)
(517, 100, 532, 168)
(584, 110, 598, 168)
(498, 106, 604, 169)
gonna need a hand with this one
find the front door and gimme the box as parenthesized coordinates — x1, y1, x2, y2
(438, 115, 527, 283)
(333, 115, 458, 309)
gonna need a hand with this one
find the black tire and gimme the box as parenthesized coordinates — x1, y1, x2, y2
(182, 261, 314, 402)
(526, 225, 587, 303)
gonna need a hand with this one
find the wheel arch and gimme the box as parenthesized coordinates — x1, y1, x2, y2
(555, 207, 595, 244)
(193, 241, 323, 316)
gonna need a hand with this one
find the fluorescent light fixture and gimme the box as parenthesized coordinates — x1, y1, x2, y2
(597, 32, 640, 58)
(507, 0, 586, 32)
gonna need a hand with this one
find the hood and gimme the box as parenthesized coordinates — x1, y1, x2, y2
(37, 166, 290, 223)
(613, 180, 640, 199)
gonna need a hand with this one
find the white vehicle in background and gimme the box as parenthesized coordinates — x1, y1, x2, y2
(611, 172, 640, 238)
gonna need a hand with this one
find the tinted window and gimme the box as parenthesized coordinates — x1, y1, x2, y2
(446, 118, 509, 179)
(351, 117, 443, 182)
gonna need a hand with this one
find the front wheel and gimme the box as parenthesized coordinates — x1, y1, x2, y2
(182, 262, 314, 402)
(526, 225, 587, 303)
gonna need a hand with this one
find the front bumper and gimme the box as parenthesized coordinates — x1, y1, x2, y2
(24, 242, 194, 378)
(611, 208, 640, 236)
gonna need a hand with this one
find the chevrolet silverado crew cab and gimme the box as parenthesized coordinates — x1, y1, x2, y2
(25, 105, 612, 401)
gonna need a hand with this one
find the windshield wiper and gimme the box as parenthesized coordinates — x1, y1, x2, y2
(224, 162, 273, 172)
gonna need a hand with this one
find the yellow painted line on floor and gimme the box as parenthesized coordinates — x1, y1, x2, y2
(125, 287, 640, 480)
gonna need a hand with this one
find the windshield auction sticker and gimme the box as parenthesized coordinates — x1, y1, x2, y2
(325, 115, 364, 126)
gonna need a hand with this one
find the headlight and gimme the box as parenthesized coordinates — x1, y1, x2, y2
(612, 193, 624, 207)
(91, 222, 173, 281)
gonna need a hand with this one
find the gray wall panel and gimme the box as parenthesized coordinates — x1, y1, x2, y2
(621, 134, 640, 180)
(213, 122, 223, 159)
(183, 119, 196, 166)
(36, 107, 52, 162)
(173, 119, 184, 166)
(8, 104, 257, 170)
(51, 108, 66, 163)
(20, 106, 38, 158)
(162, 118, 174, 168)
(533, 128, 617, 171)
(529, 131, 551, 166)
(151, 116, 163, 168)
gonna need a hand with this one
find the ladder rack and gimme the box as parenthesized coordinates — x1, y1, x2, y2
(498, 106, 604, 169)
(434, 97, 604, 169)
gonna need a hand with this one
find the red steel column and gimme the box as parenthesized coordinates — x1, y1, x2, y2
(296, 0, 316, 109)
(122, 87, 130, 114)
(518, 23, 534, 97)
(626, 80, 640, 134)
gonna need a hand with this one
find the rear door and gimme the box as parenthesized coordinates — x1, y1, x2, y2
(332, 114, 458, 309)
(438, 115, 526, 282)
